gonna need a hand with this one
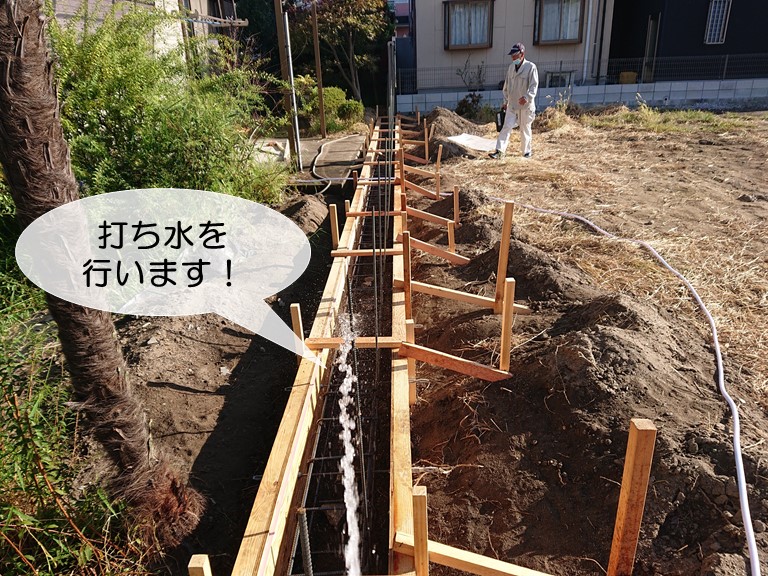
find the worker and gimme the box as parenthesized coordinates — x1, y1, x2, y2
(489, 43, 539, 159)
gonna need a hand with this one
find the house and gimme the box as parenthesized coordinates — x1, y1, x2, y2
(610, 0, 768, 82)
(396, 0, 768, 112)
(50, 0, 244, 51)
(406, 0, 616, 92)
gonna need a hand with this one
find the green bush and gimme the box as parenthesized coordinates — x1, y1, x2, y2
(48, 6, 286, 203)
(295, 76, 362, 135)
(455, 92, 483, 119)
(338, 99, 364, 125)
(321, 86, 348, 118)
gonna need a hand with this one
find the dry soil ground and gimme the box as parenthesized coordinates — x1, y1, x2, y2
(98, 107, 767, 576)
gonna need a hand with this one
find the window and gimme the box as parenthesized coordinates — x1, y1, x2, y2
(534, 0, 583, 45)
(704, 0, 732, 44)
(444, 1, 494, 50)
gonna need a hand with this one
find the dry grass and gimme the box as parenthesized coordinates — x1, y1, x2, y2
(438, 106, 768, 403)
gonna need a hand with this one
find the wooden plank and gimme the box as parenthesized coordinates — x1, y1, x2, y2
(391, 131, 413, 573)
(390, 359, 414, 573)
(394, 533, 553, 576)
(401, 138, 427, 146)
(413, 486, 429, 576)
(347, 209, 402, 217)
(399, 342, 511, 382)
(304, 336, 401, 349)
(232, 124, 382, 576)
(411, 281, 494, 308)
(409, 281, 530, 314)
(331, 247, 403, 258)
(403, 164, 436, 178)
(406, 205, 453, 226)
(403, 232, 413, 320)
(405, 319, 416, 404)
(329, 204, 339, 249)
(290, 303, 304, 366)
(499, 279, 516, 372)
(448, 221, 455, 253)
(403, 152, 429, 165)
(355, 336, 402, 349)
(393, 192, 405, 287)
(188, 555, 213, 576)
(397, 234, 470, 266)
(494, 202, 515, 313)
(231, 356, 325, 576)
(607, 419, 657, 576)
(404, 179, 439, 200)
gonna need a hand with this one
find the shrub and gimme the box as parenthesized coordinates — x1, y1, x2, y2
(321, 86, 348, 118)
(338, 99, 364, 125)
(295, 76, 362, 134)
(455, 92, 483, 119)
(48, 6, 286, 203)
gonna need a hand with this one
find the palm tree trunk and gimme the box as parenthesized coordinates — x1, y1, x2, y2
(0, 0, 203, 550)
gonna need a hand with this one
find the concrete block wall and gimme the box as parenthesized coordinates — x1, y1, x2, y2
(397, 78, 768, 114)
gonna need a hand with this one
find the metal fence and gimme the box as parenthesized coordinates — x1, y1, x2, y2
(396, 53, 768, 94)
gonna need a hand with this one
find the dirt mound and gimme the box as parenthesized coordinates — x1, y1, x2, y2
(278, 192, 328, 235)
(408, 187, 768, 575)
(424, 107, 490, 161)
(427, 107, 486, 139)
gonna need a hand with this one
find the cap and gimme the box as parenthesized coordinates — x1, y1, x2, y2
(508, 43, 525, 55)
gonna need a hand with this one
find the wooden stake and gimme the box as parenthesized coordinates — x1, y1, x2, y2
(494, 202, 514, 313)
(423, 118, 429, 161)
(453, 186, 460, 226)
(399, 148, 406, 186)
(435, 144, 443, 196)
(290, 303, 304, 367)
(401, 192, 409, 232)
(416, 107, 420, 123)
(499, 278, 516, 372)
(607, 419, 657, 576)
(403, 231, 412, 320)
(329, 203, 339, 249)
(345, 199, 351, 214)
(406, 319, 416, 404)
(353, 171, 358, 190)
(413, 486, 429, 576)
(447, 221, 456, 253)
(188, 554, 213, 576)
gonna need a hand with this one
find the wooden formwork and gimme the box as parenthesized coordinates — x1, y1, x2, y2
(190, 116, 658, 576)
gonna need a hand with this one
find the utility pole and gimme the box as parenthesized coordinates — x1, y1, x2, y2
(272, 0, 300, 168)
(311, 0, 326, 138)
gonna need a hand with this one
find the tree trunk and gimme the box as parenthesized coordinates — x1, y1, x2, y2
(346, 30, 361, 102)
(0, 0, 204, 551)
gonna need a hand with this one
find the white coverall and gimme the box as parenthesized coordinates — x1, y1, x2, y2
(495, 58, 539, 156)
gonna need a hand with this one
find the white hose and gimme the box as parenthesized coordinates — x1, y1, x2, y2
(480, 194, 761, 574)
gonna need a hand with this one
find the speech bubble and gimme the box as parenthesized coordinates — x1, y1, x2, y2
(15, 188, 320, 363)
